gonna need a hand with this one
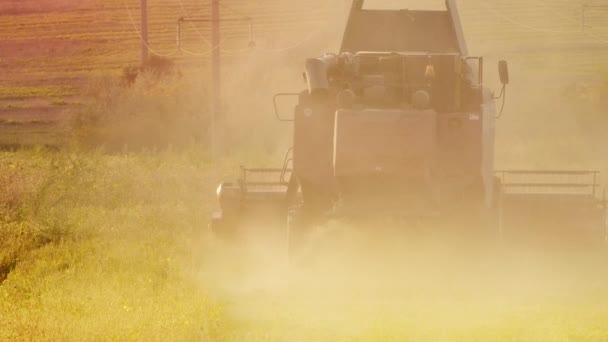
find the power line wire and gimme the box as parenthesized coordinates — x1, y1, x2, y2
(181, 46, 215, 57)
(123, 0, 179, 58)
(124, 0, 334, 58)
(478, 1, 608, 45)
(207, 0, 332, 53)
(176, 0, 213, 47)
(535, 0, 608, 44)
(478, 2, 579, 34)
(175, 0, 255, 55)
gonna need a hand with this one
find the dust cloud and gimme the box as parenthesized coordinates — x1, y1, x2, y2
(198, 221, 608, 339)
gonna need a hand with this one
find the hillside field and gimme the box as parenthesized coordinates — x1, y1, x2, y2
(1, 0, 607, 147)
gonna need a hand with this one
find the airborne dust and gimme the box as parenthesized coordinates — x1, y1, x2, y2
(198, 0, 608, 339)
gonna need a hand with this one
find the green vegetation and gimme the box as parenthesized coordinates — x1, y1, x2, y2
(0, 119, 53, 126)
(5, 104, 28, 110)
(50, 99, 68, 106)
(0, 128, 66, 147)
(0, 148, 606, 341)
(0, 86, 76, 100)
(0, 148, 233, 340)
(71, 72, 210, 151)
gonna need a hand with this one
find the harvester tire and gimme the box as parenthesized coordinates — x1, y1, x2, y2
(288, 205, 330, 263)
(491, 176, 503, 240)
(287, 210, 311, 260)
(210, 216, 239, 241)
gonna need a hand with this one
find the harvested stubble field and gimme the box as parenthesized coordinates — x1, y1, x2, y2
(1, 0, 608, 340)
(0, 0, 339, 146)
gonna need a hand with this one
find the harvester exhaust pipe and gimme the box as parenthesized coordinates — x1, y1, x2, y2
(304, 54, 338, 96)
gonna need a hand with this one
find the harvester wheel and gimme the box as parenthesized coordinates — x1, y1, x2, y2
(287, 209, 313, 260)
(287, 179, 334, 261)
(492, 176, 504, 241)
(210, 214, 239, 241)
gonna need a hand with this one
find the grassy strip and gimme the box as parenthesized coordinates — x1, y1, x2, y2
(0, 148, 236, 340)
(0, 86, 77, 100)
(0, 147, 607, 340)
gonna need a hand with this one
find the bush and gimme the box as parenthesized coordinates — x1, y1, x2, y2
(71, 68, 210, 151)
(0, 151, 49, 283)
(122, 55, 177, 85)
(70, 52, 304, 155)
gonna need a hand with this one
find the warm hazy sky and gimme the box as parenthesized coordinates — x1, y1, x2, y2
(362, 0, 447, 10)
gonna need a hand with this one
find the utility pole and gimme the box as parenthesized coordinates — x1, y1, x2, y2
(141, 0, 149, 64)
(211, 0, 220, 156)
(176, 9, 253, 156)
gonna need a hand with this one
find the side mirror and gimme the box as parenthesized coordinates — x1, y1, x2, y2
(273, 93, 299, 122)
(498, 60, 509, 85)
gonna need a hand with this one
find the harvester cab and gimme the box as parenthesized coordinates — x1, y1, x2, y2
(211, 0, 607, 250)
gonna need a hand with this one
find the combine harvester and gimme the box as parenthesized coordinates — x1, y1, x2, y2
(211, 0, 607, 253)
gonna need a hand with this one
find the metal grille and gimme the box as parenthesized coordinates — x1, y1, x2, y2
(240, 168, 292, 194)
(496, 170, 600, 197)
